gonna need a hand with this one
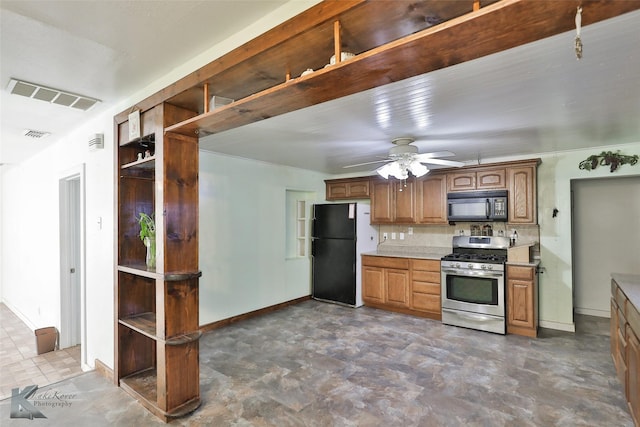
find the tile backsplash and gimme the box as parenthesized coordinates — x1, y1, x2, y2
(377, 222, 540, 250)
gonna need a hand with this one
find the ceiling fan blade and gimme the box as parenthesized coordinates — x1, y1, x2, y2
(420, 158, 465, 167)
(414, 151, 455, 160)
(342, 159, 391, 168)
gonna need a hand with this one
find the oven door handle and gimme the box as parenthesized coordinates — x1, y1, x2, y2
(444, 309, 499, 323)
(441, 268, 503, 278)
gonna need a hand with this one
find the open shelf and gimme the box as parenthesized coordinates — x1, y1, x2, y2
(121, 156, 156, 170)
(119, 312, 156, 339)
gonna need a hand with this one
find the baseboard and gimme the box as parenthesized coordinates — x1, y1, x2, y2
(539, 319, 576, 332)
(574, 307, 610, 318)
(200, 296, 311, 333)
(1, 299, 37, 331)
(94, 359, 114, 383)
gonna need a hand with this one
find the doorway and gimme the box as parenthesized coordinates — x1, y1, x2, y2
(59, 166, 86, 368)
(571, 175, 640, 317)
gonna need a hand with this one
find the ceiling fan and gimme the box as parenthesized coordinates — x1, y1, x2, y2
(343, 137, 464, 179)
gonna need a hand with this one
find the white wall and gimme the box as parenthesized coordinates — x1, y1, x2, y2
(572, 176, 640, 316)
(536, 142, 640, 331)
(199, 152, 326, 324)
(0, 0, 320, 371)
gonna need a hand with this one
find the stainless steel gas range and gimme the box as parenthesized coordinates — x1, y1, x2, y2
(441, 236, 510, 334)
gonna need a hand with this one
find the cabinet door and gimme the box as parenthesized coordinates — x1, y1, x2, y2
(627, 326, 640, 424)
(507, 278, 534, 329)
(612, 298, 621, 363)
(385, 269, 410, 307)
(363, 266, 385, 303)
(326, 182, 348, 200)
(508, 166, 536, 224)
(370, 180, 394, 223)
(417, 174, 447, 224)
(394, 179, 416, 223)
(347, 180, 370, 198)
(477, 168, 506, 189)
(325, 179, 370, 200)
(448, 172, 476, 191)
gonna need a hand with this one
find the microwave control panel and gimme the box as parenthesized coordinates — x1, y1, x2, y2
(494, 198, 506, 216)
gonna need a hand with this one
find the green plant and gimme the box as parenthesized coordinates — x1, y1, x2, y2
(137, 212, 156, 241)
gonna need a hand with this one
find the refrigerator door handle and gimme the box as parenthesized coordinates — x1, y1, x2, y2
(311, 238, 316, 257)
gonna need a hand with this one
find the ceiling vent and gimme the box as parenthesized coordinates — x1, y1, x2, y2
(7, 78, 101, 111)
(23, 129, 51, 139)
(89, 133, 104, 151)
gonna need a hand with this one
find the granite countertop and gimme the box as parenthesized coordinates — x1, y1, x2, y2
(612, 273, 640, 311)
(362, 246, 451, 261)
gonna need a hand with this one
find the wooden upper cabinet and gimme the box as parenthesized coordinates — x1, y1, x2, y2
(447, 172, 476, 191)
(370, 179, 394, 223)
(393, 179, 416, 223)
(370, 178, 416, 224)
(325, 177, 370, 200)
(447, 168, 506, 192)
(477, 168, 506, 189)
(508, 164, 537, 224)
(416, 174, 447, 224)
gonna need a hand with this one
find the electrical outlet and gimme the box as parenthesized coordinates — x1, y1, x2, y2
(399, 232, 405, 240)
(407, 227, 413, 235)
(391, 232, 396, 240)
(383, 232, 388, 240)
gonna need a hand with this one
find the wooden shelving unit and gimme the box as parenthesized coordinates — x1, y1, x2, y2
(115, 103, 201, 422)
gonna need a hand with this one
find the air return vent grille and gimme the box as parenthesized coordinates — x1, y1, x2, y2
(7, 78, 100, 111)
(23, 129, 51, 139)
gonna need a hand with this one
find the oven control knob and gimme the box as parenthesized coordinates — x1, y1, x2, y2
(455, 263, 460, 268)
(488, 265, 493, 270)
(468, 264, 473, 269)
(481, 264, 487, 270)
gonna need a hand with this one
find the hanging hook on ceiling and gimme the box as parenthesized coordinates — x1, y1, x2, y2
(575, 6, 583, 60)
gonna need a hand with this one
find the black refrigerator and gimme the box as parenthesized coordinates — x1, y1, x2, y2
(311, 203, 377, 307)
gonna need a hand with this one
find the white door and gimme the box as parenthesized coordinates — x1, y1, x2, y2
(572, 175, 640, 317)
(60, 175, 82, 348)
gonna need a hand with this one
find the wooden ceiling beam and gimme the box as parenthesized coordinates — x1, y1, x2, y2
(165, 0, 640, 136)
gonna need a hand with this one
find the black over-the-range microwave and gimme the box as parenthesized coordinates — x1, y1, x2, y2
(447, 190, 508, 222)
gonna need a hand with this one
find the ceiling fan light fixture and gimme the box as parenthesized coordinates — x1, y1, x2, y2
(409, 160, 429, 177)
(377, 161, 411, 180)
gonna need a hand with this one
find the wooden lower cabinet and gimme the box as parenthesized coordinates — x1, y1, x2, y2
(611, 277, 640, 427)
(362, 255, 440, 320)
(410, 259, 441, 318)
(506, 265, 538, 337)
(627, 324, 640, 425)
(362, 256, 409, 308)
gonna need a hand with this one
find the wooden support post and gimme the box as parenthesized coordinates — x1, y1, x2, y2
(333, 20, 341, 64)
(203, 83, 210, 113)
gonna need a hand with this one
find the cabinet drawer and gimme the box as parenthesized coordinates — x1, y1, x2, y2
(628, 301, 640, 336)
(362, 256, 409, 269)
(412, 281, 440, 295)
(411, 259, 440, 272)
(412, 271, 440, 284)
(507, 265, 534, 280)
(412, 292, 441, 312)
(616, 288, 628, 315)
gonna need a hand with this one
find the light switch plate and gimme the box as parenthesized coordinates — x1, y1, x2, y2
(391, 232, 396, 239)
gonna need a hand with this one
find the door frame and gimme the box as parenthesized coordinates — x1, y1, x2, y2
(59, 164, 87, 369)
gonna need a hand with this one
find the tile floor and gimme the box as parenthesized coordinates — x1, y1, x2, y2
(0, 300, 634, 426)
(0, 303, 84, 400)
